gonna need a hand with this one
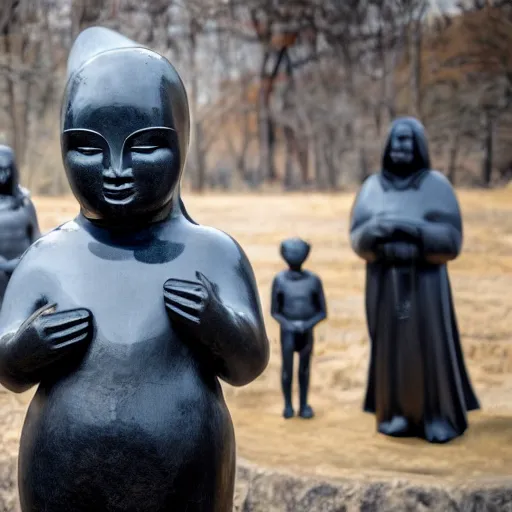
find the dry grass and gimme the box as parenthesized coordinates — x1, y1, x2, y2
(2, 189, 512, 488)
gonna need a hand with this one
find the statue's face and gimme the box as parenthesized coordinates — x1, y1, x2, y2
(389, 123, 414, 166)
(281, 239, 310, 269)
(62, 126, 179, 219)
(0, 152, 13, 188)
(0, 165, 11, 185)
(61, 49, 186, 221)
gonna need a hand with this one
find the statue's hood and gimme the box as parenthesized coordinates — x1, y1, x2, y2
(382, 117, 431, 174)
(61, 27, 194, 223)
(381, 117, 431, 190)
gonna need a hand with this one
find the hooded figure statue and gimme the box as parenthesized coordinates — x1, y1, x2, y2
(0, 27, 269, 512)
(0, 145, 40, 303)
(349, 117, 479, 444)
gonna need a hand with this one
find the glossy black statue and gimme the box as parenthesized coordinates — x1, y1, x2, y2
(0, 145, 40, 304)
(0, 27, 269, 512)
(271, 238, 326, 419)
(349, 117, 479, 444)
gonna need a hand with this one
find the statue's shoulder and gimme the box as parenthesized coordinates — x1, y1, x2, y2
(30, 221, 82, 252)
(302, 269, 317, 280)
(427, 169, 452, 186)
(273, 270, 288, 283)
(354, 173, 381, 204)
(423, 170, 456, 195)
(361, 173, 379, 185)
(182, 222, 248, 262)
(17, 186, 32, 206)
(360, 173, 381, 192)
(15, 229, 59, 270)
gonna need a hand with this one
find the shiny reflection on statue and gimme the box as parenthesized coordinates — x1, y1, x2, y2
(0, 145, 40, 304)
(271, 238, 327, 419)
(0, 27, 269, 512)
(349, 117, 479, 443)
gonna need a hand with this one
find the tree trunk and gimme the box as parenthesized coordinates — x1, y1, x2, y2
(359, 148, 369, 184)
(409, 21, 423, 119)
(314, 132, 329, 190)
(297, 138, 309, 186)
(283, 125, 294, 189)
(482, 110, 494, 187)
(257, 85, 277, 183)
(326, 128, 337, 189)
(3, 29, 22, 161)
(447, 120, 462, 184)
(188, 25, 206, 192)
(257, 51, 270, 184)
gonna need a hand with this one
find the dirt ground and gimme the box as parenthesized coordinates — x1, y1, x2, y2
(1, 189, 512, 492)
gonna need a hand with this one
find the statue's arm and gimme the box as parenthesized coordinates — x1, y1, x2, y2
(304, 277, 327, 331)
(164, 234, 269, 387)
(0, 253, 92, 393)
(270, 277, 294, 331)
(417, 173, 463, 264)
(349, 177, 394, 261)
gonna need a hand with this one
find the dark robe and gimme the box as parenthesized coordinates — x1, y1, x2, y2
(349, 117, 479, 444)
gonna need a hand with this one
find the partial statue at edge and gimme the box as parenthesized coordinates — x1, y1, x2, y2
(349, 116, 479, 444)
(0, 27, 269, 512)
(0, 145, 40, 304)
(271, 238, 327, 419)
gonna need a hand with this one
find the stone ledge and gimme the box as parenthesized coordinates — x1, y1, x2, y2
(2, 455, 512, 511)
(234, 459, 512, 512)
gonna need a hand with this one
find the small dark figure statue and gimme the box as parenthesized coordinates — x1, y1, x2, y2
(0, 145, 40, 303)
(349, 117, 479, 444)
(0, 27, 269, 512)
(271, 238, 327, 419)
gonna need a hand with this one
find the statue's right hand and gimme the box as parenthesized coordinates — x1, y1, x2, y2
(31, 306, 94, 350)
(366, 217, 420, 244)
(0, 305, 94, 387)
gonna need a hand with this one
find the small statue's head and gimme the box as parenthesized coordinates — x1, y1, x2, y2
(280, 238, 310, 270)
(0, 145, 16, 194)
(61, 27, 190, 223)
(383, 117, 430, 176)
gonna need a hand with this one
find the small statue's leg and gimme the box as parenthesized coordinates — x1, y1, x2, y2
(298, 331, 314, 419)
(280, 330, 295, 418)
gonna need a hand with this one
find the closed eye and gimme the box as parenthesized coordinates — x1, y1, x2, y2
(77, 147, 102, 156)
(131, 145, 160, 154)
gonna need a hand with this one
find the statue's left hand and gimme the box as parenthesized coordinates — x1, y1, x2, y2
(163, 271, 220, 328)
(377, 217, 421, 240)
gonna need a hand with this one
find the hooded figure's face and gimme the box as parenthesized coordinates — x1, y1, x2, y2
(389, 123, 414, 166)
(382, 117, 431, 177)
(280, 238, 310, 270)
(61, 47, 190, 222)
(0, 146, 16, 195)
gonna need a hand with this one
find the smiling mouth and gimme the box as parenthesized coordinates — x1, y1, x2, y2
(103, 175, 136, 202)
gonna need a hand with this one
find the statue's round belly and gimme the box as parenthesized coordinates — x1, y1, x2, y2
(18, 350, 234, 510)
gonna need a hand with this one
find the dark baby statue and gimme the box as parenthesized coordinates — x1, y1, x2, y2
(0, 145, 40, 303)
(349, 117, 479, 443)
(0, 27, 269, 512)
(271, 238, 326, 419)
